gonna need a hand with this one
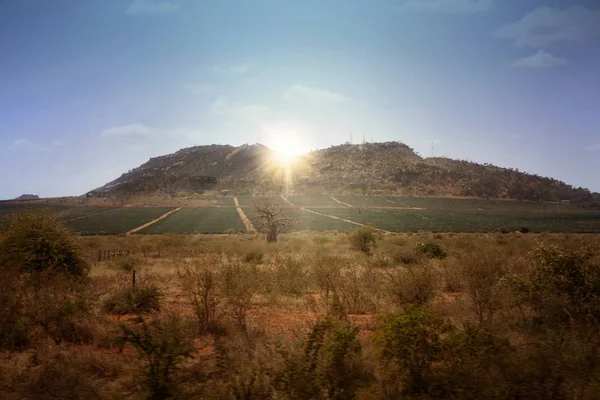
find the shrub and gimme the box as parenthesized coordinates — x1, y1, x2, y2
(510, 245, 600, 329)
(498, 226, 511, 234)
(0, 210, 88, 277)
(375, 306, 450, 396)
(244, 249, 264, 264)
(414, 242, 447, 259)
(117, 315, 195, 400)
(178, 264, 223, 334)
(348, 227, 377, 253)
(520, 226, 530, 234)
(387, 265, 438, 307)
(103, 285, 161, 316)
(222, 262, 260, 333)
(277, 317, 366, 399)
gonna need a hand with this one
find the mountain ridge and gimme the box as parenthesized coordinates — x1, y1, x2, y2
(87, 141, 600, 207)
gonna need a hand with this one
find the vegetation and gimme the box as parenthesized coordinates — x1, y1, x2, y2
(254, 198, 297, 242)
(2, 211, 600, 399)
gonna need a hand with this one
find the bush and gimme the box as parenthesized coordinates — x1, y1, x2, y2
(348, 227, 377, 254)
(498, 226, 511, 234)
(510, 245, 600, 329)
(244, 249, 264, 264)
(117, 315, 195, 400)
(414, 242, 447, 259)
(178, 264, 223, 334)
(103, 285, 161, 316)
(387, 265, 438, 307)
(277, 317, 366, 399)
(375, 306, 450, 396)
(0, 210, 88, 277)
(520, 226, 530, 234)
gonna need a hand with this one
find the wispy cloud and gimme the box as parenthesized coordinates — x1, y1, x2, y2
(209, 96, 270, 121)
(126, 0, 179, 16)
(211, 63, 253, 75)
(398, 0, 493, 14)
(9, 139, 63, 154)
(283, 84, 348, 103)
(510, 50, 567, 68)
(496, 6, 600, 47)
(100, 124, 153, 139)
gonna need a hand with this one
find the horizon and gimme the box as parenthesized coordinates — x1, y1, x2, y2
(1, 0, 600, 198)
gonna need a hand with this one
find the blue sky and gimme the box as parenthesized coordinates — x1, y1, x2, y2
(1, 0, 599, 198)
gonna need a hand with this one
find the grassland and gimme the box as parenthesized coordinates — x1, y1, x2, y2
(3, 225, 600, 399)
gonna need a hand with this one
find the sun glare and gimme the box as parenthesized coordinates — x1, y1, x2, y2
(267, 128, 309, 166)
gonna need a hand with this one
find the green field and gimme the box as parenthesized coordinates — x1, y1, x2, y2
(139, 207, 246, 234)
(63, 207, 175, 235)
(307, 207, 600, 233)
(1, 196, 599, 234)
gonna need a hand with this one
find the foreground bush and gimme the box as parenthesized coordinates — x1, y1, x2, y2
(0, 210, 88, 276)
(348, 226, 377, 253)
(277, 317, 366, 399)
(414, 242, 447, 259)
(103, 285, 161, 316)
(0, 211, 91, 349)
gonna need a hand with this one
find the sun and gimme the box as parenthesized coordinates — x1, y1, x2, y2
(275, 146, 303, 165)
(266, 129, 309, 166)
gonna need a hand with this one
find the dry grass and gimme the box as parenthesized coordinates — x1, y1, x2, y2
(2, 230, 600, 399)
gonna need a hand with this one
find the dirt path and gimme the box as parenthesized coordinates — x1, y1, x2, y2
(234, 197, 255, 233)
(127, 207, 182, 235)
(63, 207, 125, 222)
(329, 195, 354, 208)
(283, 196, 391, 233)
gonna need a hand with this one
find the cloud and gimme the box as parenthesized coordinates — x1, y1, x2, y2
(283, 84, 349, 103)
(126, 0, 179, 16)
(510, 50, 567, 68)
(496, 6, 600, 47)
(100, 124, 153, 139)
(398, 0, 493, 14)
(211, 63, 252, 75)
(209, 96, 270, 120)
(182, 82, 214, 94)
(8, 139, 63, 154)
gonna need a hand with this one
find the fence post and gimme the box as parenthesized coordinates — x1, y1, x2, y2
(98, 249, 101, 262)
(132, 270, 136, 289)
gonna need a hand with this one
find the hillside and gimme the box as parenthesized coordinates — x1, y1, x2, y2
(88, 141, 599, 206)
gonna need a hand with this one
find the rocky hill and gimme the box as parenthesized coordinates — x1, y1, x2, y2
(88, 141, 599, 206)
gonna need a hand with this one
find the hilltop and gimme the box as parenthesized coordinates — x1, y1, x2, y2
(87, 141, 599, 206)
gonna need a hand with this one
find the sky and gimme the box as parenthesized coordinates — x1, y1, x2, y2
(1, 0, 599, 198)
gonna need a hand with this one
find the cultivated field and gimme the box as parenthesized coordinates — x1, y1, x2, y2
(1, 196, 599, 234)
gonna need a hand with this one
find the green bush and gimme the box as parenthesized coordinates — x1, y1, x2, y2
(348, 227, 377, 254)
(414, 242, 447, 259)
(520, 226, 530, 234)
(510, 245, 600, 329)
(0, 210, 88, 277)
(277, 317, 366, 399)
(103, 285, 161, 316)
(117, 315, 195, 400)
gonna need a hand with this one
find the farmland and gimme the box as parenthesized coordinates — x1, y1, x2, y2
(1, 196, 599, 234)
(63, 207, 175, 235)
(139, 207, 246, 234)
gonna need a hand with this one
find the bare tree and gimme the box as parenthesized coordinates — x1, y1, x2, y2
(253, 198, 297, 243)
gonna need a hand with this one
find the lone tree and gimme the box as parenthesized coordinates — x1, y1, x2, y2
(253, 198, 297, 243)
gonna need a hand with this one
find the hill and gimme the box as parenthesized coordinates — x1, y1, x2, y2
(87, 141, 599, 207)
